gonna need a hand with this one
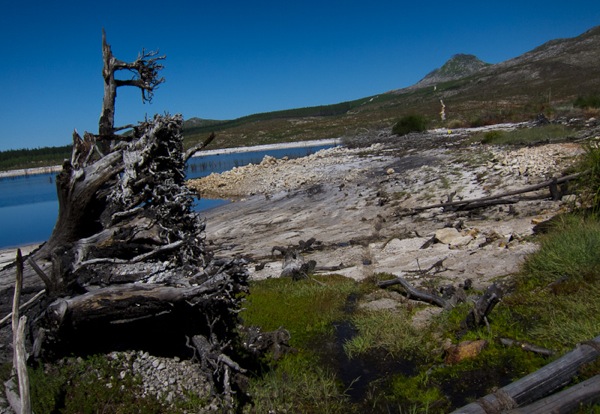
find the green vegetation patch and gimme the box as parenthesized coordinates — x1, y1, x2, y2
(574, 94, 600, 109)
(243, 353, 349, 414)
(576, 143, 600, 211)
(497, 214, 600, 351)
(241, 275, 360, 349)
(240, 275, 361, 413)
(0, 145, 71, 171)
(475, 124, 573, 145)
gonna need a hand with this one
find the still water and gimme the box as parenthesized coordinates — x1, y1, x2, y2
(0, 144, 334, 248)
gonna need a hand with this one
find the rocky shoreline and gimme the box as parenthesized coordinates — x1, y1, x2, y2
(1, 123, 596, 412)
(190, 126, 587, 291)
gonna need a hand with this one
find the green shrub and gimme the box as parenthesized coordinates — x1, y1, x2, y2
(480, 130, 504, 144)
(574, 94, 600, 109)
(392, 115, 428, 136)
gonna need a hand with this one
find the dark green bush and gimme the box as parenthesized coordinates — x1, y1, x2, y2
(574, 94, 600, 109)
(392, 114, 428, 136)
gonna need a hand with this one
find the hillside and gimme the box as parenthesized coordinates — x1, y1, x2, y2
(2, 25, 600, 170)
(184, 25, 600, 149)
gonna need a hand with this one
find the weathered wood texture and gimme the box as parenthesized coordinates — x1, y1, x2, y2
(4, 250, 32, 414)
(451, 335, 600, 413)
(507, 374, 600, 414)
(0, 33, 250, 409)
(378, 276, 451, 309)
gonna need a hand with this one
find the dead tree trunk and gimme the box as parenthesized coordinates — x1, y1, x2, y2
(99, 28, 164, 140)
(0, 32, 251, 409)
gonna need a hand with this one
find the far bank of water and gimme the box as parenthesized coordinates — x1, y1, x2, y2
(0, 142, 338, 249)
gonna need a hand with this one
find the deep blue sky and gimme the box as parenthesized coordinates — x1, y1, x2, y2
(0, 1, 598, 151)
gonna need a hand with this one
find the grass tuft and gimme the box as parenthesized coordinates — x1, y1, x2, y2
(343, 308, 433, 360)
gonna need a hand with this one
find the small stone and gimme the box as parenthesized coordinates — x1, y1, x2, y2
(445, 340, 488, 364)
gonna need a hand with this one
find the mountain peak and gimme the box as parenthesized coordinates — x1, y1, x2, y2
(416, 54, 490, 87)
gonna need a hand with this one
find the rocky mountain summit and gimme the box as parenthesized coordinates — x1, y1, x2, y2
(414, 53, 490, 88)
(390, 25, 600, 105)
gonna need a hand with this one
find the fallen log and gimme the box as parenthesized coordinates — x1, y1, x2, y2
(450, 335, 600, 413)
(506, 374, 600, 413)
(413, 172, 581, 212)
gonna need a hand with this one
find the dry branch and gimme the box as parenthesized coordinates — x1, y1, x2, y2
(499, 337, 556, 357)
(0, 289, 45, 329)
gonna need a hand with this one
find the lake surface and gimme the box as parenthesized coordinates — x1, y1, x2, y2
(0, 143, 335, 248)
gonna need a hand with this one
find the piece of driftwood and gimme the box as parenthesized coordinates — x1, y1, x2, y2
(378, 276, 452, 309)
(413, 172, 581, 212)
(4, 250, 32, 414)
(506, 374, 600, 413)
(241, 326, 294, 361)
(272, 241, 318, 280)
(450, 335, 600, 413)
(463, 283, 502, 330)
(379, 277, 501, 331)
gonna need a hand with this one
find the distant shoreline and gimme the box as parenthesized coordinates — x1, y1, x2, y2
(190, 138, 341, 157)
(0, 138, 342, 179)
(0, 165, 63, 179)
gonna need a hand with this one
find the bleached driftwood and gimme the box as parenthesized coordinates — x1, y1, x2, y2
(451, 335, 600, 413)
